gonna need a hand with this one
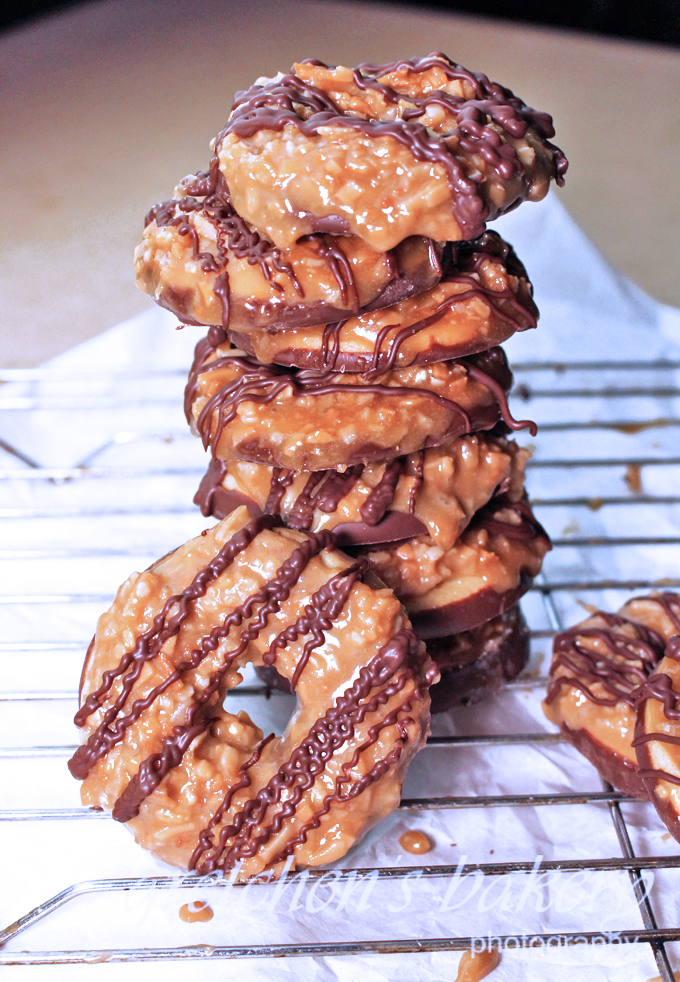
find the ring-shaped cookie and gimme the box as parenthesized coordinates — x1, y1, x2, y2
(194, 432, 529, 550)
(229, 232, 537, 371)
(258, 606, 529, 713)
(544, 594, 680, 799)
(69, 509, 436, 879)
(358, 496, 550, 638)
(211, 54, 567, 251)
(185, 341, 535, 471)
(135, 187, 443, 333)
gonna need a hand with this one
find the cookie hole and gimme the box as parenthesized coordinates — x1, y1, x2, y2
(223, 663, 296, 737)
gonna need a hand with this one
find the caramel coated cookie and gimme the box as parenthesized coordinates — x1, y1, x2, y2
(544, 593, 680, 799)
(135, 187, 443, 332)
(186, 340, 534, 471)
(212, 55, 566, 251)
(194, 432, 529, 550)
(70, 509, 436, 879)
(361, 496, 550, 638)
(230, 232, 537, 371)
(632, 601, 680, 838)
(258, 604, 530, 713)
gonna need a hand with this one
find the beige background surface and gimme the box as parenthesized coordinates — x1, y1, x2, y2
(1, 0, 679, 367)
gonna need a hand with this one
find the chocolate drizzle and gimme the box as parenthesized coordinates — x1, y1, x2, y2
(146, 184, 303, 331)
(265, 467, 295, 515)
(145, 187, 434, 334)
(72, 518, 327, 784)
(360, 460, 403, 526)
(74, 512, 432, 862)
(265, 715, 411, 867)
(643, 593, 680, 634)
(70, 513, 277, 739)
(192, 456, 430, 545)
(214, 54, 566, 240)
(546, 605, 667, 708)
(191, 628, 427, 873)
(357, 232, 537, 379)
(628, 598, 680, 787)
(109, 527, 340, 822)
(186, 342, 534, 460)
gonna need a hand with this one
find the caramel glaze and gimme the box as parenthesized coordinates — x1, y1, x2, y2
(191, 625, 426, 874)
(455, 947, 501, 982)
(71, 515, 434, 874)
(146, 188, 410, 333)
(214, 54, 567, 242)
(184, 342, 537, 464)
(399, 829, 432, 854)
(631, 594, 680, 786)
(228, 230, 538, 373)
(546, 606, 667, 710)
(546, 594, 680, 786)
(179, 901, 213, 923)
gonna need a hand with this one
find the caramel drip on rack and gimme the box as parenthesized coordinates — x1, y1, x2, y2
(214, 54, 566, 240)
(192, 628, 428, 873)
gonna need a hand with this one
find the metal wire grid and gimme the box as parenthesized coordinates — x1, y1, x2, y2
(0, 358, 679, 975)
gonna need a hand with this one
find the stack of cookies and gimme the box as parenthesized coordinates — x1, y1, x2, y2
(135, 53, 566, 712)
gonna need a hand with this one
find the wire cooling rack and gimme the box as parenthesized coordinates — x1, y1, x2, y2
(0, 356, 679, 977)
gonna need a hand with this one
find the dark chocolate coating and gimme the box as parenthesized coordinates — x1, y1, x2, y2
(427, 605, 529, 712)
(333, 512, 427, 547)
(410, 571, 534, 640)
(560, 723, 648, 800)
(193, 467, 427, 547)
